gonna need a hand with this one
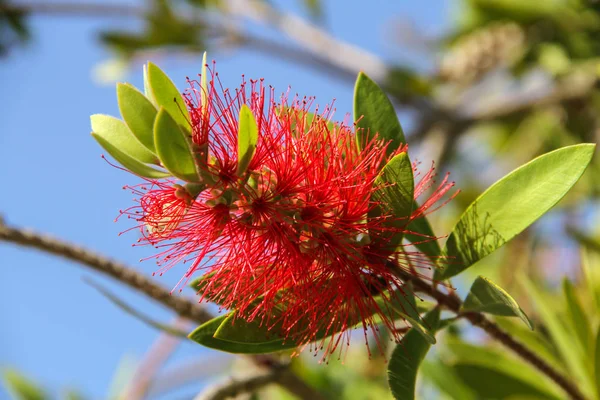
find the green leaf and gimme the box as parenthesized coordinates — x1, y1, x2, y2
(405, 212, 441, 258)
(188, 315, 276, 353)
(353, 72, 405, 156)
(2, 369, 47, 400)
(90, 114, 157, 164)
(190, 286, 434, 353)
(143, 64, 152, 101)
(91, 133, 170, 179)
(370, 152, 414, 251)
(562, 279, 593, 352)
(440, 144, 596, 279)
(237, 104, 259, 176)
(147, 62, 191, 131)
(521, 275, 595, 397)
(595, 326, 600, 400)
(446, 338, 563, 399)
(387, 308, 440, 400)
(154, 107, 200, 182)
(117, 83, 158, 153)
(462, 276, 533, 329)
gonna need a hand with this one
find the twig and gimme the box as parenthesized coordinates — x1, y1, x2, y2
(225, 0, 389, 82)
(392, 267, 587, 400)
(0, 221, 324, 400)
(194, 368, 284, 400)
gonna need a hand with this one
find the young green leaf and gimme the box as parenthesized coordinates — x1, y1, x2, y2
(90, 114, 158, 164)
(440, 144, 596, 279)
(237, 104, 259, 176)
(143, 64, 152, 102)
(2, 369, 47, 400)
(147, 62, 191, 131)
(462, 276, 533, 330)
(154, 107, 200, 182)
(188, 315, 275, 354)
(387, 308, 440, 400)
(354, 72, 405, 156)
(117, 83, 158, 152)
(91, 133, 170, 179)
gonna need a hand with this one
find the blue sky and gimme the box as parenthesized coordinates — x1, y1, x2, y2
(0, 1, 451, 398)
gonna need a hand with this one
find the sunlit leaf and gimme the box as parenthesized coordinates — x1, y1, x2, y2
(440, 144, 595, 279)
(354, 72, 406, 156)
(91, 133, 170, 179)
(147, 62, 191, 131)
(117, 83, 158, 153)
(90, 114, 157, 164)
(154, 107, 199, 182)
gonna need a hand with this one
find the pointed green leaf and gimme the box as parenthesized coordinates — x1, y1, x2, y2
(562, 279, 593, 352)
(440, 144, 596, 279)
(387, 308, 440, 400)
(91, 133, 170, 179)
(237, 104, 259, 176)
(90, 114, 157, 164)
(147, 62, 190, 131)
(370, 152, 414, 251)
(154, 107, 199, 182)
(354, 72, 405, 156)
(117, 83, 158, 152)
(521, 275, 595, 397)
(462, 276, 533, 329)
(595, 326, 600, 399)
(2, 369, 47, 400)
(143, 64, 152, 102)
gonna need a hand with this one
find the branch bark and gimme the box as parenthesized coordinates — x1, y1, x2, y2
(0, 221, 324, 400)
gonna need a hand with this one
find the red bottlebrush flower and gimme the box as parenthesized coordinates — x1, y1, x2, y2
(120, 62, 456, 359)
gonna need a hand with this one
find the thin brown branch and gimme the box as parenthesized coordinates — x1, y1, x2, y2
(0, 221, 324, 400)
(194, 368, 284, 400)
(0, 1, 141, 18)
(225, 0, 389, 82)
(393, 267, 587, 400)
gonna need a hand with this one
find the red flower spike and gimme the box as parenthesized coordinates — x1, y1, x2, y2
(116, 62, 457, 360)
